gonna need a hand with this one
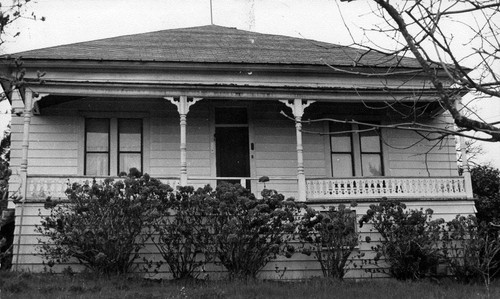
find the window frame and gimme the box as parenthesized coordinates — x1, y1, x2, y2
(329, 122, 384, 177)
(359, 126, 384, 177)
(83, 117, 144, 176)
(117, 118, 144, 175)
(329, 123, 355, 177)
(84, 118, 111, 176)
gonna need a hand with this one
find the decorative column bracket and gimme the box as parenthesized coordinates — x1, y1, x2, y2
(32, 93, 49, 115)
(280, 99, 315, 202)
(165, 96, 203, 186)
(280, 99, 315, 120)
(165, 96, 202, 115)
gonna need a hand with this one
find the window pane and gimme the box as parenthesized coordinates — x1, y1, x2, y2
(361, 154, 382, 176)
(86, 119, 109, 152)
(360, 127, 381, 153)
(119, 153, 141, 174)
(330, 136, 351, 152)
(119, 119, 142, 152)
(331, 154, 353, 177)
(360, 135, 380, 152)
(86, 153, 109, 176)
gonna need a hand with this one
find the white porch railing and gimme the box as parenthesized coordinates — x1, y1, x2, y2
(26, 175, 181, 200)
(26, 175, 468, 201)
(25, 175, 295, 200)
(306, 176, 468, 200)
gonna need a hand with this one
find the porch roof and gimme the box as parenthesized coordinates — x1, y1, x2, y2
(9, 25, 423, 69)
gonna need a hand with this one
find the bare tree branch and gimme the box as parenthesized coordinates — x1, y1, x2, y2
(338, 0, 500, 141)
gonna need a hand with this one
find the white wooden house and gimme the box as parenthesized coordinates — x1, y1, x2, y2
(0, 25, 475, 279)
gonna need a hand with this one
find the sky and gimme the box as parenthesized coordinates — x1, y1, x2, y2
(0, 0, 499, 168)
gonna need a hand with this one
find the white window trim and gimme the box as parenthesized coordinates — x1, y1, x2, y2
(328, 122, 384, 177)
(78, 112, 150, 176)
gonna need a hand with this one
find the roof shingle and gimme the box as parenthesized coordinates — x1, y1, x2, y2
(10, 25, 421, 68)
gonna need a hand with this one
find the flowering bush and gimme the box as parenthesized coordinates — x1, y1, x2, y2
(146, 185, 212, 279)
(36, 174, 172, 275)
(298, 203, 359, 279)
(359, 198, 444, 280)
(204, 183, 301, 279)
(442, 215, 500, 286)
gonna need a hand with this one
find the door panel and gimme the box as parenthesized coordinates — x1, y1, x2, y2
(215, 126, 250, 187)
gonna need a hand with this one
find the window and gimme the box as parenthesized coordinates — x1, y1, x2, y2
(85, 118, 110, 176)
(330, 123, 383, 177)
(85, 118, 143, 176)
(118, 119, 143, 174)
(359, 127, 383, 176)
(330, 123, 354, 177)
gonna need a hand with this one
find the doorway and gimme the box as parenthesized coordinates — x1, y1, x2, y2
(215, 107, 250, 188)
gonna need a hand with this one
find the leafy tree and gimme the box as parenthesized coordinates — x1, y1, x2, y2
(471, 165, 500, 198)
(470, 165, 500, 224)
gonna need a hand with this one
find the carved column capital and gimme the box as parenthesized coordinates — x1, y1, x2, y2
(280, 99, 315, 119)
(165, 96, 203, 116)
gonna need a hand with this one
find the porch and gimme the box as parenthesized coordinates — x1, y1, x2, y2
(24, 174, 468, 202)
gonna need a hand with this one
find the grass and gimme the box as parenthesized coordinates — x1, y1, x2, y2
(0, 271, 499, 299)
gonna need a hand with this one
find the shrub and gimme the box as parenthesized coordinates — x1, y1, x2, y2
(442, 215, 500, 286)
(471, 166, 500, 198)
(298, 203, 359, 279)
(359, 198, 444, 280)
(36, 173, 172, 275)
(471, 165, 500, 225)
(204, 183, 301, 279)
(147, 185, 212, 279)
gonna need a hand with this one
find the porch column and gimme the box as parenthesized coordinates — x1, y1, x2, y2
(165, 96, 202, 186)
(280, 99, 315, 202)
(455, 99, 474, 199)
(19, 91, 48, 201)
(15, 91, 47, 270)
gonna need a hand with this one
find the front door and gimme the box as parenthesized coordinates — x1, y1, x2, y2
(215, 107, 250, 188)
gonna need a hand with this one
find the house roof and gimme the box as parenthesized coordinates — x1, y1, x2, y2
(9, 25, 422, 69)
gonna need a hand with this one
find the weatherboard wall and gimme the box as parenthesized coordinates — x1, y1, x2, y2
(13, 200, 475, 279)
